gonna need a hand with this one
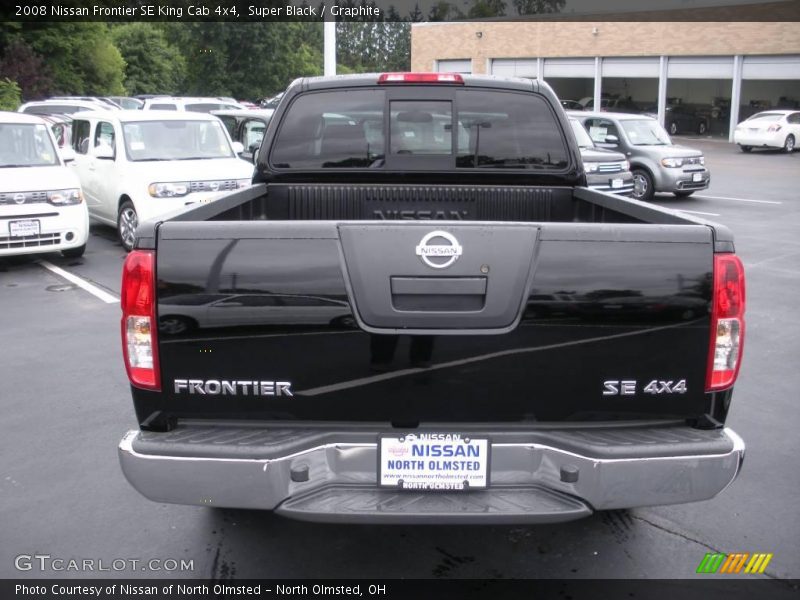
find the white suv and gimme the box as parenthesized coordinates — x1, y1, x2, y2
(68, 110, 253, 250)
(0, 112, 89, 258)
(142, 97, 245, 113)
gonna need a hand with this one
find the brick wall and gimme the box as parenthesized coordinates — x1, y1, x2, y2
(411, 21, 800, 74)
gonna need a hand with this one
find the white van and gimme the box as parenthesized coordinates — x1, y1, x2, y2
(142, 97, 245, 112)
(0, 112, 89, 258)
(69, 110, 253, 250)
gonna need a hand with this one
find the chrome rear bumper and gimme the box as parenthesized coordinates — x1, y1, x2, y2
(119, 424, 744, 524)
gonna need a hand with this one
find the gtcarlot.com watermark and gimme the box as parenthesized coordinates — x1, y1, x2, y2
(15, 554, 194, 573)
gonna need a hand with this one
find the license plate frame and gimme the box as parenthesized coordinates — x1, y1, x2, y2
(9, 219, 40, 237)
(378, 433, 490, 491)
(611, 178, 624, 189)
(692, 172, 704, 182)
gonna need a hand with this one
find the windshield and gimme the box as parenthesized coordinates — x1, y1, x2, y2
(620, 119, 672, 146)
(569, 119, 594, 148)
(122, 120, 234, 161)
(0, 123, 59, 167)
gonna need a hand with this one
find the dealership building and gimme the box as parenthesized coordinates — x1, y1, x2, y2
(410, 18, 800, 140)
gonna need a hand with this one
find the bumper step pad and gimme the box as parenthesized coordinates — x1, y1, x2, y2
(276, 484, 592, 524)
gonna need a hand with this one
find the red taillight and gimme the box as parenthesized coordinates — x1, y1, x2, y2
(377, 72, 464, 85)
(767, 124, 782, 132)
(706, 254, 745, 392)
(121, 250, 160, 390)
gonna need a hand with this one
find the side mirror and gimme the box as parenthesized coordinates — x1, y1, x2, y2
(60, 147, 76, 163)
(231, 141, 244, 154)
(250, 143, 261, 164)
(94, 144, 115, 160)
(604, 134, 619, 144)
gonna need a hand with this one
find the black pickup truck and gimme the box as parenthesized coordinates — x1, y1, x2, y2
(118, 73, 745, 524)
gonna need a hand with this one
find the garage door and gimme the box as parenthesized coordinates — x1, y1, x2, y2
(602, 57, 659, 78)
(543, 58, 594, 78)
(668, 57, 734, 79)
(436, 59, 472, 74)
(742, 55, 800, 79)
(491, 59, 538, 78)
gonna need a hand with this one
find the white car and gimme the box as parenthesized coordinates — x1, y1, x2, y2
(733, 110, 800, 153)
(0, 112, 89, 258)
(18, 99, 120, 116)
(142, 97, 246, 112)
(68, 110, 253, 250)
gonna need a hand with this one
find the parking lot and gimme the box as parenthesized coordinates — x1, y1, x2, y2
(1, 138, 798, 582)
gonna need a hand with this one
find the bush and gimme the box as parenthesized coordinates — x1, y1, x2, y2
(0, 78, 22, 111)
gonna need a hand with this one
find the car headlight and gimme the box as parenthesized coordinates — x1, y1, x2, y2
(584, 162, 599, 173)
(661, 157, 685, 168)
(698, 156, 705, 166)
(622, 160, 630, 171)
(236, 179, 251, 189)
(148, 182, 190, 198)
(47, 188, 82, 205)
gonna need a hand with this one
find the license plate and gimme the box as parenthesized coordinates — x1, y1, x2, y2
(9, 219, 40, 237)
(611, 178, 624, 189)
(692, 172, 703, 182)
(379, 433, 490, 491)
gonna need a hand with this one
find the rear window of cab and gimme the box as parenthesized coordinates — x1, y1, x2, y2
(270, 88, 569, 171)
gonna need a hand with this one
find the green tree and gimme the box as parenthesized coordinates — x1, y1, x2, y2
(162, 22, 323, 100)
(512, 0, 565, 15)
(0, 38, 53, 100)
(0, 77, 21, 111)
(112, 23, 185, 95)
(21, 23, 125, 95)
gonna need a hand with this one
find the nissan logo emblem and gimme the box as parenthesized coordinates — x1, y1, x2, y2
(13, 193, 26, 205)
(415, 230, 462, 269)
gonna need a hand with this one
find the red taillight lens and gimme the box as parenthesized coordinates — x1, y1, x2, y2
(706, 254, 745, 392)
(121, 250, 160, 390)
(377, 72, 464, 84)
(767, 124, 782, 132)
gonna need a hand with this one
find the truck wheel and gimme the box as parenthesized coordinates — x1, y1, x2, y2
(739, 145, 752, 153)
(61, 244, 86, 258)
(117, 201, 138, 252)
(784, 135, 795, 153)
(674, 191, 694, 198)
(631, 169, 655, 202)
(158, 316, 196, 335)
(697, 121, 707, 135)
(668, 122, 678, 135)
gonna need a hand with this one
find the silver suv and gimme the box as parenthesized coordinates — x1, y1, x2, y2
(569, 111, 710, 201)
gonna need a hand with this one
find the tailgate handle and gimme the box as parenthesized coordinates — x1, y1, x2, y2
(390, 277, 487, 296)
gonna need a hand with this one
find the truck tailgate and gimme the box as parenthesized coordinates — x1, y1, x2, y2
(146, 219, 715, 425)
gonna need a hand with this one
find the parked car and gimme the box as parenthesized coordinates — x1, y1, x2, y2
(602, 97, 641, 114)
(645, 105, 709, 135)
(49, 96, 122, 109)
(560, 99, 584, 111)
(68, 110, 253, 250)
(0, 112, 89, 258)
(142, 97, 246, 112)
(158, 292, 353, 335)
(38, 114, 73, 149)
(260, 92, 284, 109)
(18, 99, 120, 116)
(211, 109, 274, 162)
(107, 96, 145, 110)
(570, 111, 709, 201)
(569, 117, 634, 195)
(733, 110, 800, 153)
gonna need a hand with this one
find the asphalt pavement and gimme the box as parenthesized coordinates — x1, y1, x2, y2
(1, 139, 797, 584)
